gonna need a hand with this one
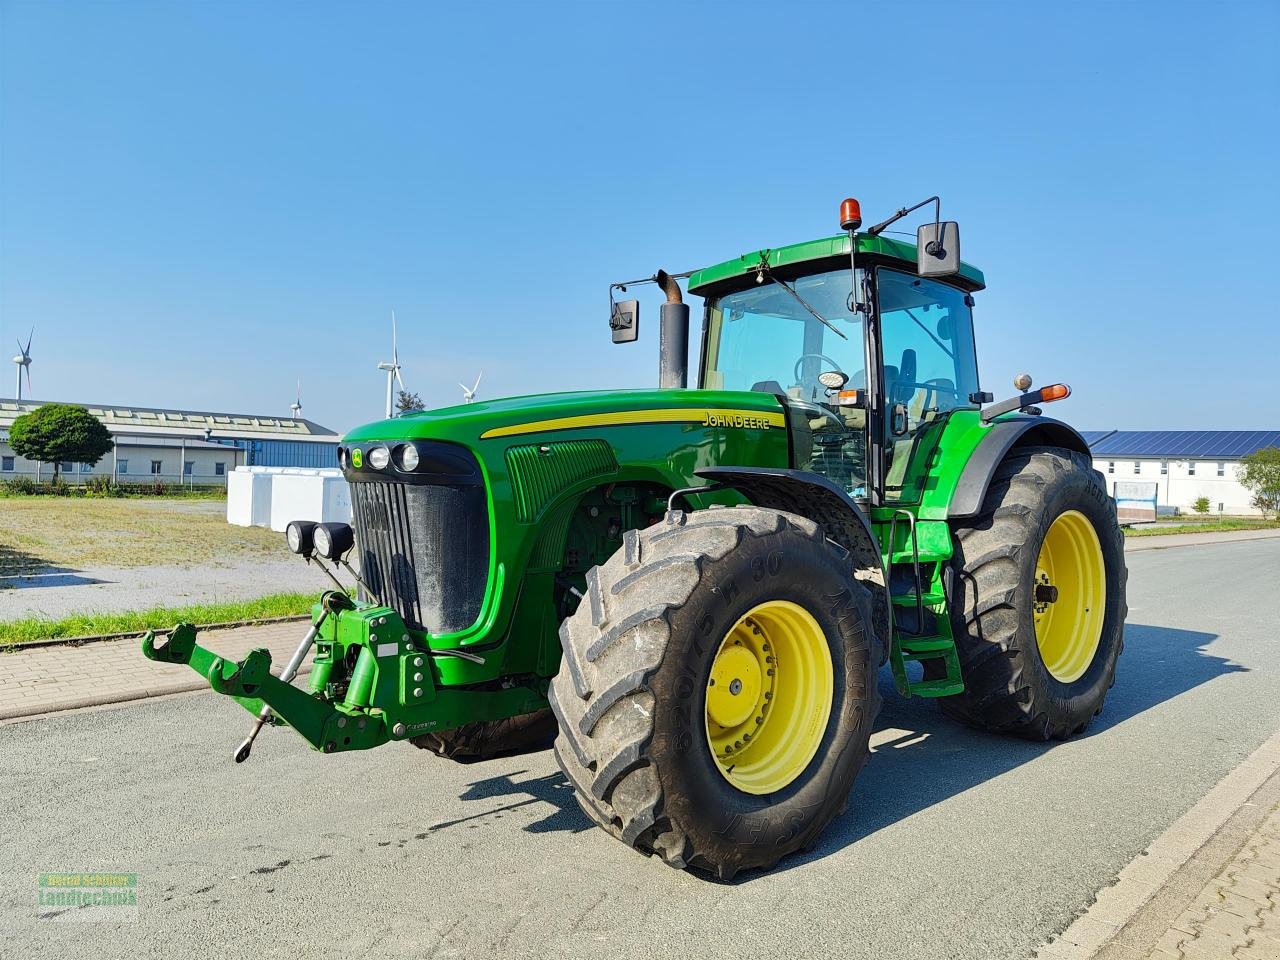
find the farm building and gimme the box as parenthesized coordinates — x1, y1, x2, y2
(0, 397, 339, 486)
(1082, 430, 1280, 518)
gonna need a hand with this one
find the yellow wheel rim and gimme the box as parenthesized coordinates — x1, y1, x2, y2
(704, 600, 834, 795)
(1034, 510, 1106, 683)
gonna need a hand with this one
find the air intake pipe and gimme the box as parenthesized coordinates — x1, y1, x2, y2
(656, 269, 689, 389)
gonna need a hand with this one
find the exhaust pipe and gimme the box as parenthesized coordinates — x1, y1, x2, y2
(656, 269, 689, 389)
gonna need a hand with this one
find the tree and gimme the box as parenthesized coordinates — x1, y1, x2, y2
(1238, 446, 1280, 519)
(395, 390, 426, 414)
(8, 403, 113, 480)
(1192, 496, 1211, 514)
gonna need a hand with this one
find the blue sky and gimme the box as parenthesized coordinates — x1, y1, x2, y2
(1, 1, 1276, 433)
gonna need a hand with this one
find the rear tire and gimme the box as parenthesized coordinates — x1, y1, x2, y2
(549, 505, 882, 880)
(941, 446, 1127, 740)
(410, 709, 557, 761)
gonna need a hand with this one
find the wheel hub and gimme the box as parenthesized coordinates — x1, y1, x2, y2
(1033, 510, 1106, 683)
(704, 601, 833, 795)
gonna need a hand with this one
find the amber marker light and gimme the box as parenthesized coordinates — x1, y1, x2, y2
(1040, 384, 1071, 402)
(840, 198, 863, 232)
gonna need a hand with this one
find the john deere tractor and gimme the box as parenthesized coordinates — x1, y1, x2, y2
(144, 196, 1126, 880)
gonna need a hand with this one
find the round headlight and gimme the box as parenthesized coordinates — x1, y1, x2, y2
(398, 444, 420, 471)
(338, 447, 347, 467)
(368, 445, 391, 470)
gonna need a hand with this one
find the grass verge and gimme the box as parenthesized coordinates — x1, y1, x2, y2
(1124, 519, 1280, 537)
(0, 591, 318, 646)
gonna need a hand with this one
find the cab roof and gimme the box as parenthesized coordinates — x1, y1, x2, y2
(686, 232, 986, 298)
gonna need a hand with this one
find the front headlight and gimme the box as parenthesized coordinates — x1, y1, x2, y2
(368, 445, 391, 470)
(398, 444, 420, 471)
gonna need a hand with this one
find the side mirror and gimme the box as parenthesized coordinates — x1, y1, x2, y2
(610, 299, 639, 344)
(917, 221, 961, 277)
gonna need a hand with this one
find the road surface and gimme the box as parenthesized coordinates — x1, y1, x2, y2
(1, 538, 1277, 959)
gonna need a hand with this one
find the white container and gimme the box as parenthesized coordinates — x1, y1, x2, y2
(226, 466, 275, 527)
(268, 469, 352, 532)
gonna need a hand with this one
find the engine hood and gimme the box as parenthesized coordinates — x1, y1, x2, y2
(342, 388, 787, 448)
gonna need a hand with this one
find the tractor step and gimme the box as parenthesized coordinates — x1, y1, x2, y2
(888, 631, 965, 698)
(890, 590, 945, 607)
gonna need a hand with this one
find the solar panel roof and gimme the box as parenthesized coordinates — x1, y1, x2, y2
(1083, 431, 1280, 458)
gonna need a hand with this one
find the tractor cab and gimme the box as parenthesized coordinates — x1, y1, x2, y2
(686, 211, 986, 508)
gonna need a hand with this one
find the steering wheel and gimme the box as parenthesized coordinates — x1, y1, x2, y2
(793, 353, 845, 384)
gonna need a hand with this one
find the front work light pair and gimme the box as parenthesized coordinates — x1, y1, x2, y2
(286, 520, 355, 561)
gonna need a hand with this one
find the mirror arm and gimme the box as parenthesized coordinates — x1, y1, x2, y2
(867, 196, 941, 239)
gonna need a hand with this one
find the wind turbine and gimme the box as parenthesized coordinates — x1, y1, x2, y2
(377, 310, 406, 418)
(290, 381, 303, 419)
(459, 371, 483, 404)
(11, 327, 32, 400)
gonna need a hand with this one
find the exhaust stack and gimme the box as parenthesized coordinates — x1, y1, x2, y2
(656, 269, 688, 389)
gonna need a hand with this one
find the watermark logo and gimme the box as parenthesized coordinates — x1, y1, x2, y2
(37, 873, 138, 921)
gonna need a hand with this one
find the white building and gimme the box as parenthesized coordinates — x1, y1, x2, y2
(0, 397, 340, 487)
(1084, 430, 1280, 517)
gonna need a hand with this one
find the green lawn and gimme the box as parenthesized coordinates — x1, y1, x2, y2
(0, 498, 283, 575)
(0, 592, 318, 646)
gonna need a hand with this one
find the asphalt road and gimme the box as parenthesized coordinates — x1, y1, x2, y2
(2, 539, 1278, 960)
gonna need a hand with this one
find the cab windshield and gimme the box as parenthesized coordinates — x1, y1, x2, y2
(702, 268, 864, 401)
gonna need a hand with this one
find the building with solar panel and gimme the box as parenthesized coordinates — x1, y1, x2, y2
(1082, 430, 1280, 518)
(0, 397, 339, 486)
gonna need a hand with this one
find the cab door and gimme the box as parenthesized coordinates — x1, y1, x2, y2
(873, 267, 981, 504)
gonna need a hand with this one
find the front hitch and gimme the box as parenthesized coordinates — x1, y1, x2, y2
(140, 597, 387, 757)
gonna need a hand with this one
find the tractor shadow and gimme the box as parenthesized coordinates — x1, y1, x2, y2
(442, 622, 1242, 877)
(782, 621, 1242, 876)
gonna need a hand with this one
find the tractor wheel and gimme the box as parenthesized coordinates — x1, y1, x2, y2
(548, 505, 882, 880)
(410, 709, 557, 761)
(941, 446, 1127, 740)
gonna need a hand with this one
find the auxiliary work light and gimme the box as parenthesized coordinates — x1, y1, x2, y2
(286, 520, 317, 557)
(312, 522, 355, 561)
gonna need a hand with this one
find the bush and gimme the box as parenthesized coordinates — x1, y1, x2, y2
(2, 476, 38, 495)
(84, 475, 123, 497)
(1192, 496, 1211, 514)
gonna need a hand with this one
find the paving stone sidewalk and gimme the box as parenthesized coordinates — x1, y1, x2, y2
(0, 620, 311, 721)
(1146, 803, 1280, 960)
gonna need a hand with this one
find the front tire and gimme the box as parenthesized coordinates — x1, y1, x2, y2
(549, 505, 882, 880)
(410, 709, 556, 760)
(942, 446, 1127, 740)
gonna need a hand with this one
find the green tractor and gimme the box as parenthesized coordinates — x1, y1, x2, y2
(144, 196, 1126, 880)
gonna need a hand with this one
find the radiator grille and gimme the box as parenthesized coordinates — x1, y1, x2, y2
(349, 480, 489, 633)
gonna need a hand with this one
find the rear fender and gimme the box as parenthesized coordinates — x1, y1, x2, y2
(949, 416, 1091, 519)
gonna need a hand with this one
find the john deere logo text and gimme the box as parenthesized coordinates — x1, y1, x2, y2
(702, 412, 773, 430)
